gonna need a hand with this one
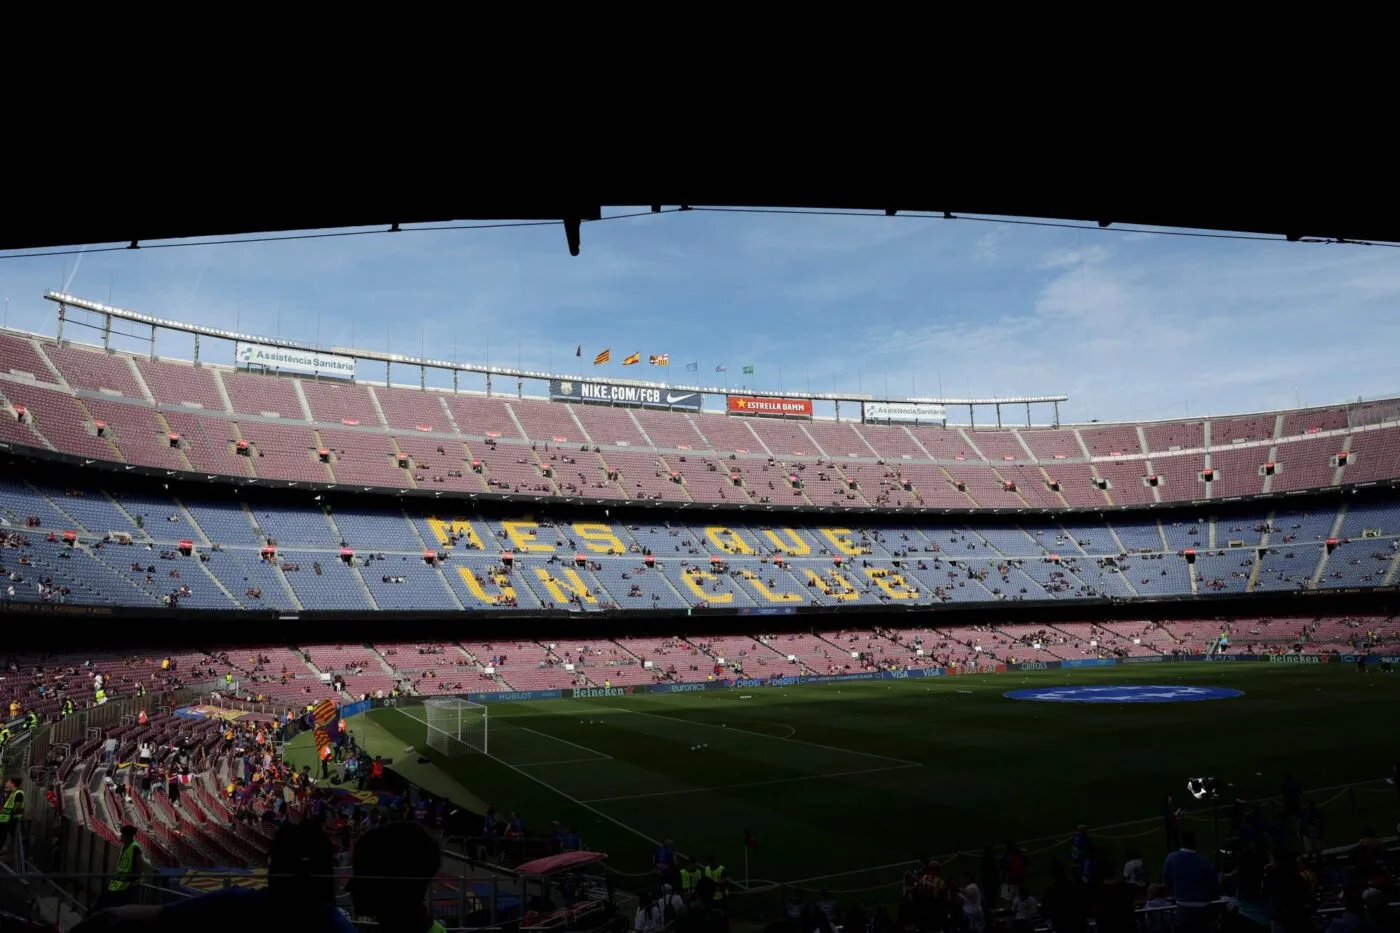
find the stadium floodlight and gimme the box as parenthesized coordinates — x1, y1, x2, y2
(398, 697, 489, 757)
(1186, 777, 1219, 800)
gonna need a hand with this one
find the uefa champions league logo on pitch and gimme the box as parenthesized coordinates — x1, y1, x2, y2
(1003, 685, 1244, 704)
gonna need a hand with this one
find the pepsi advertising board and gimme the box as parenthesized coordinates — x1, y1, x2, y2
(549, 379, 703, 411)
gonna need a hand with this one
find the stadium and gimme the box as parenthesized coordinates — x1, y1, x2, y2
(1, 216, 1399, 932)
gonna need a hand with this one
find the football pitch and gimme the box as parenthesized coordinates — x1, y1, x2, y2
(296, 663, 1400, 901)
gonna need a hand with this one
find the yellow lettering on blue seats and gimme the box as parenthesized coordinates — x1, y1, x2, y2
(456, 567, 517, 606)
(820, 528, 866, 556)
(503, 520, 553, 553)
(705, 527, 755, 555)
(682, 570, 733, 603)
(740, 570, 802, 603)
(534, 567, 597, 604)
(805, 569, 858, 601)
(762, 528, 811, 555)
(573, 522, 625, 554)
(866, 569, 917, 599)
(427, 517, 484, 549)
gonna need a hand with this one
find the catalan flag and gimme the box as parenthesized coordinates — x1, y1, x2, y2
(594, 349, 611, 366)
(312, 698, 337, 757)
(649, 354, 669, 366)
(623, 352, 641, 366)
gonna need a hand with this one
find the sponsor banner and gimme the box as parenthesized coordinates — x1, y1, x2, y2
(863, 401, 947, 423)
(571, 686, 638, 699)
(1060, 658, 1119, 669)
(549, 379, 703, 411)
(649, 682, 713, 694)
(1004, 685, 1245, 704)
(340, 699, 373, 719)
(738, 606, 798, 616)
(235, 341, 356, 378)
(467, 689, 562, 703)
(733, 676, 801, 689)
(1119, 656, 1166, 664)
(1267, 654, 1323, 664)
(1340, 655, 1395, 665)
(1015, 661, 1053, 672)
(726, 395, 813, 417)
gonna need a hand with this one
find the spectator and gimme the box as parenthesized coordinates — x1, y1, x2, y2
(347, 822, 442, 933)
(71, 821, 353, 932)
(1162, 832, 1219, 933)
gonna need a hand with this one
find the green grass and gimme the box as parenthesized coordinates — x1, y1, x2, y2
(289, 664, 1400, 908)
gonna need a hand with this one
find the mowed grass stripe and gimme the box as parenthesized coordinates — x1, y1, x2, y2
(358, 665, 1398, 888)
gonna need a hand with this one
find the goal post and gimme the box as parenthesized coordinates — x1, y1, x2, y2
(398, 697, 489, 756)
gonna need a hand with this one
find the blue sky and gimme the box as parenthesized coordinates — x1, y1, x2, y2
(2, 207, 1399, 425)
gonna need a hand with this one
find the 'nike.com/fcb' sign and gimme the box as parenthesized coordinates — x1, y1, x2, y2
(549, 379, 704, 411)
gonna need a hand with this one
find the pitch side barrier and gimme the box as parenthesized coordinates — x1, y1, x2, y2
(332, 653, 1392, 711)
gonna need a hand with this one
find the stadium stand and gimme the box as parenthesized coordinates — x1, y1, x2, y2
(7, 470, 1399, 611)
(4, 330, 1400, 516)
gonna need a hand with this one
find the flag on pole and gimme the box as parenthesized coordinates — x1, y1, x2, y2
(742, 364, 755, 375)
(649, 354, 669, 366)
(575, 345, 582, 357)
(686, 361, 698, 372)
(594, 349, 611, 365)
(715, 363, 728, 373)
(744, 830, 756, 849)
(623, 352, 641, 366)
(312, 699, 337, 758)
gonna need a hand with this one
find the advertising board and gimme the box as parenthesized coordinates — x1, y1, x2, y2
(863, 401, 947, 423)
(549, 379, 703, 411)
(726, 395, 814, 417)
(236, 341, 356, 378)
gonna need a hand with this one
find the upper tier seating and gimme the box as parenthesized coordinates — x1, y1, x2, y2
(1, 330, 1397, 512)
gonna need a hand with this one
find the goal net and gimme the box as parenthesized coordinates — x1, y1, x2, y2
(399, 697, 488, 756)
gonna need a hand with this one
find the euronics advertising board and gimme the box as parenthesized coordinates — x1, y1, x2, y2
(863, 401, 947, 423)
(549, 379, 703, 411)
(235, 342, 356, 378)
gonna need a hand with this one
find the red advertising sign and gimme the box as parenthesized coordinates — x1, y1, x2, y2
(727, 395, 814, 417)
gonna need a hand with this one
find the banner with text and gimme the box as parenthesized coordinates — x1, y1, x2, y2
(863, 401, 947, 423)
(549, 379, 703, 411)
(235, 341, 356, 379)
(727, 395, 814, 417)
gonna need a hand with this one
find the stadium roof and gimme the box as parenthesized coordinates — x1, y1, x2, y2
(3, 186, 1394, 254)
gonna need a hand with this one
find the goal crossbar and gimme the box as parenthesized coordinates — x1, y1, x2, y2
(398, 697, 489, 756)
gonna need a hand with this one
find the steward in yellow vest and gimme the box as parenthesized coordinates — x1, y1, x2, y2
(97, 825, 143, 910)
(679, 856, 704, 897)
(0, 778, 24, 856)
(704, 855, 728, 899)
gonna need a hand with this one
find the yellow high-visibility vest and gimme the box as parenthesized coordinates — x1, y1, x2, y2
(0, 789, 24, 823)
(680, 868, 702, 894)
(109, 842, 140, 891)
(705, 864, 727, 897)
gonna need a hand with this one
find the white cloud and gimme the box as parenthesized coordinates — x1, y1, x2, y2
(2, 209, 1398, 423)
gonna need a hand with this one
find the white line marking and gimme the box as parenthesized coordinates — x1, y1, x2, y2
(515, 757, 615, 768)
(386, 709, 660, 848)
(586, 706, 922, 767)
(504, 724, 615, 760)
(581, 763, 922, 803)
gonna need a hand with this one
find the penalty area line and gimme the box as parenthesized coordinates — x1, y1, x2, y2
(586, 705, 922, 767)
(501, 724, 616, 760)
(580, 762, 923, 804)
(483, 750, 661, 848)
